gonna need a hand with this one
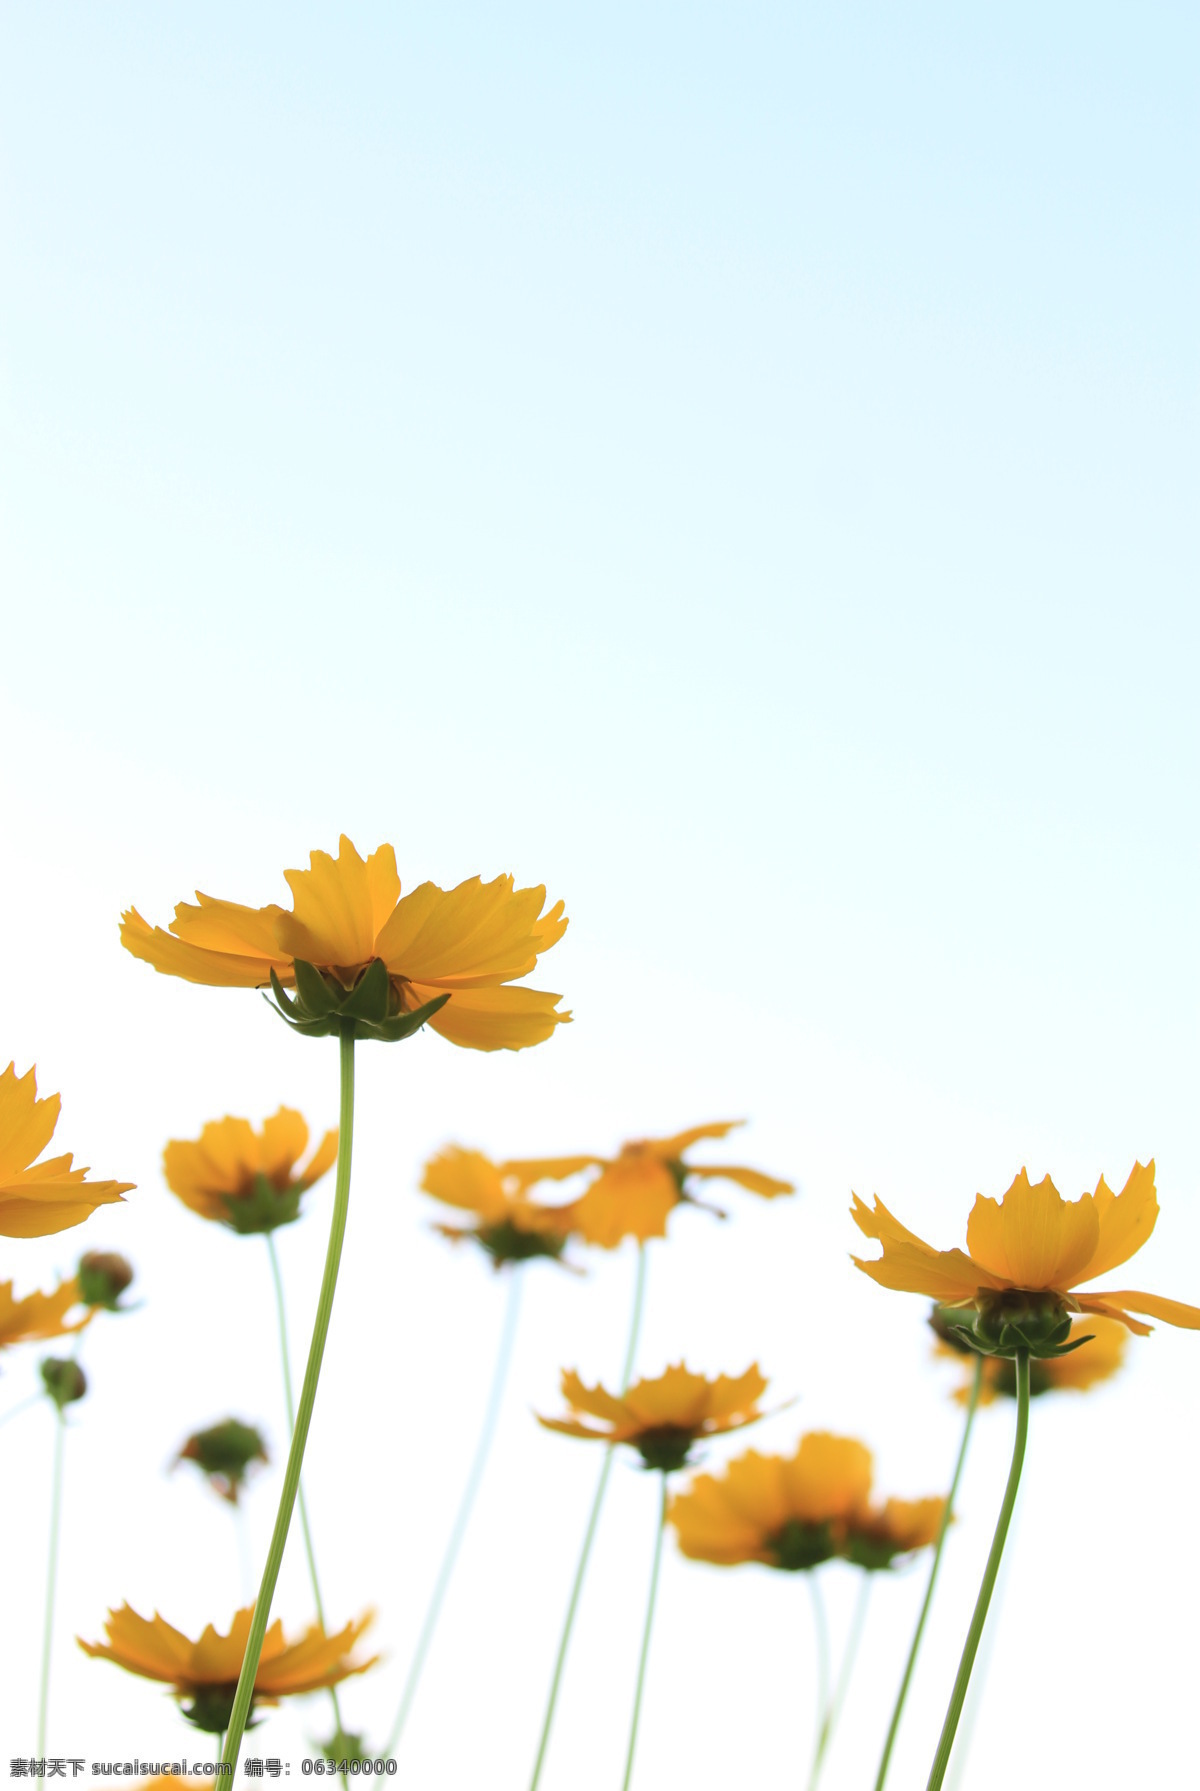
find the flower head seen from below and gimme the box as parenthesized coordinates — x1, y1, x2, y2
(175, 1419, 270, 1504)
(0, 1277, 90, 1354)
(78, 1251, 136, 1312)
(420, 1145, 584, 1268)
(163, 1108, 338, 1235)
(670, 1432, 945, 1574)
(78, 1604, 377, 1733)
(537, 1364, 774, 1473)
(932, 1307, 1130, 1404)
(852, 1162, 1200, 1354)
(0, 1063, 133, 1238)
(121, 834, 570, 1050)
(505, 1122, 793, 1249)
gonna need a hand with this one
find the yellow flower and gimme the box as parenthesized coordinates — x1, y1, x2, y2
(0, 1062, 133, 1238)
(420, 1145, 583, 1267)
(121, 834, 569, 1051)
(852, 1162, 1200, 1345)
(506, 1121, 793, 1248)
(537, 1363, 772, 1472)
(669, 1432, 945, 1573)
(163, 1108, 338, 1233)
(0, 1277, 90, 1352)
(937, 1313, 1130, 1404)
(78, 1604, 377, 1734)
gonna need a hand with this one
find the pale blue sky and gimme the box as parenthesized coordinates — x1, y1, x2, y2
(1, 7, 1197, 1785)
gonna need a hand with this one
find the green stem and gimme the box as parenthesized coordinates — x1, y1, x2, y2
(264, 1229, 346, 1749)
(874, 1353, 984, 1791)
(925, 1350, 1029, 1791)
(620, 1473, 668, 1791)
(221, 1030, 356, 1774)
(808, 1572, 871, 1791)
(383, 1265, 525, 1754)
(528, 1243, 648, 1790)
(807, 1573, 830, 1771)
(36, 1409, 66, 1769)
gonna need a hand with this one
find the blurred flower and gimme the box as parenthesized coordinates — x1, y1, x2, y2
(78, 1604, 377, 1733)
(670, 1432, 945, 1572)
(935, 1310, 1129, 1404)
(506, 1121, 793, 1248)
(163, 1108, 338, 1234)
(0, 1062, 133, 1238)
(41, 1357, 87, 1409)
(538, 1363, 772, 1472)
(851, 1162, 1200, 1351)
(0, 1277, 90, 1353)
(420, 1145, 582, 1267)
(121, 834, 569, 1050)
(174, 1419, 269, 1504)
(78, 1251, 136, 1311)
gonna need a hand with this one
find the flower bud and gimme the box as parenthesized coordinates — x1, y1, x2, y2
(176, 1418, 268, 1504)
(41, 1357, 87, 1409)
(78, 1251, 135, 1310)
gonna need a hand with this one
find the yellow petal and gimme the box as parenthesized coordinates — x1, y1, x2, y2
(965, 1170, 1100, 1289)
(420, 1147, 510, 1222)
(558, 1368, 632, 1426)
(276, 838, 397, 970)
(687, 1164, 794, 1198)
(1076, 1289, 1200, 1332)
(1075, 1161, 1159, 1283)
(641, 1121, 744, 1160)
(500, 1154, 605, 1189)
(850, 1193, 995, 1301)
(782, 1433, 873, 1522)
(414, 983, 570, 1052)
(700, 1365, 770, 1421)
(171, 894, 292, 963)
(120, 907, 283, 987)
(258, 1108, 310, 1186)
(570, 1158, 679, 1249)
(0, 1063, 61, 1180)
(377, 876, 565, 988)
(623, 1365, 716, 1430)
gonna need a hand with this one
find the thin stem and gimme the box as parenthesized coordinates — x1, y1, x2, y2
(874, 1353, 984, 1791)
(265, 1229, 346, 1749)
(383, 1266, 525, 1754)
(808, 1573, 871, 1791)
(0, 1390, 44, 1431)
(221, 1031, 356, 1775)
(621, 1473, 668, 1791)
(925, 1350, 1029, 1791)
(528, 1243, 648, 1790)
(807, 1573, 831, 1768)
(36, 1409, 66, 1767)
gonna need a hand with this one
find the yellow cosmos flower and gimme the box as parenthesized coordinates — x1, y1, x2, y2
(937, 1313, 1129, 1405)
(0, 1276, 90, 1352)
(0, 1062, 133, 1238)
(669, 1433, 946, 1573)
(852, 1162, 1200, 1347)
(420, 1145, 583, 1267)
(163, 1108, 338, 1234)
(79, 1604, 377, 1734)
(537, 1363, 772, 1472)
(506, 1121, 793, 1248)
(121, 834, 569, 1051)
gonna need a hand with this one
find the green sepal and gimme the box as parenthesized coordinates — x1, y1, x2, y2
(180, 1688, 261, 1734)
(937, 1289, 1078, 1361)
(633, 1426, 696, 1474)
(474, 1220, 569, 1267)
(266, 961, 451, 1043)
(220, 1174, 303, 1235)
(768, 1519, 836, 1573)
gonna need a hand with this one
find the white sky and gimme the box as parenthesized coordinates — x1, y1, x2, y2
(1, 5, 1196, 1787)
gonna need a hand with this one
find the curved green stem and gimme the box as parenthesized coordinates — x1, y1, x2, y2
(621, 1474, 667, 1791)
(383, 1266, 525, 1754)
(925, 1350, 1029, 1791)
(874, 1353, 984, 1791)
(36, 1409, 66, 1767)
(264, 1229, 345, 1749)
(528, 1243, 648, 1790)
(808, 1572, 871, 1791)
(221, 1031, 356, 1774)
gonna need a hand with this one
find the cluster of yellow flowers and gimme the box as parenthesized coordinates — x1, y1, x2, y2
(5, 834, 1197, 1791)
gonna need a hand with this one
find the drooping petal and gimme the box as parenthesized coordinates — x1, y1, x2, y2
(276, 838, 397, 970)
(570, 1158, 679, 1248)
(414, 983, 570, 1052)
(643, 1121, 744, 1160)
(0, 1063, 61, 1180)
(421, 1147, 510, 1223)
(687, 1164, 794, 1198)
(966, 1171, 1100, 1289)
(120, 908, 283, 988)
(850, 1193, 988, 1300)
(300, 1129, 339, 1190)
(782, 1433, 873, 1522)
(170, 894, 293, 963)
(1076, 1289, 1200, 1333)
(1074, 1161, 1159, 1284)
(500, 1154, 606, 1190)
